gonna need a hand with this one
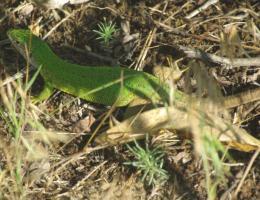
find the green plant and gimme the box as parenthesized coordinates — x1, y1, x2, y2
(0, 66, 47, 199)
(0, 65, 42, 137)
(125, 138, 168, 185)
(198, 120, 229, 200)
(93, 19, 118, 46)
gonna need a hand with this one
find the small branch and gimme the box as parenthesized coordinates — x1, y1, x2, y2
(0, 72, 24, 87)
(224, 88, 260, 109)
(178, 45, 260, 67)
(185, 0, 219, 19)
(69, 0, 90, 5)
(43, 10, 75, 40)
(43, 4, 89, 39)
(233, 148, 260, 198)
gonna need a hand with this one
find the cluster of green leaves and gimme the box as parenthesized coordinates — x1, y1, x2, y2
(93, 19, 118, 46)
(125, 138, 169, 185)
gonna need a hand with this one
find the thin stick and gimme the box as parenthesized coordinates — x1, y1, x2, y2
(135, 2, 169, 70)
(224, 88, 260, 109)
(178, 45, 260, 67)
(69, 0, 90, 4)
(0, 72, 24, 87)
(185, 0, 219, 19)
(156, 22, 260, 52)
(135, 29, 156, 70)
(233, 148, 260, 197)
(56, 160, 107, 197)
(43, 11, 74, 40)
(43, 6, 87, 40)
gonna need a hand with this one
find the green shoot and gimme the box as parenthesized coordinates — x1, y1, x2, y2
(0, 66, 48, 198)
(93, 19, 118, 46)
(125, 137, 169, 185)
(198, 119, 229, 200)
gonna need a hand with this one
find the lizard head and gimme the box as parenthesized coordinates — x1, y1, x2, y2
(7, 29, 40, 66)
(7, 29, 34, 47)
(8, 29, 61, 69)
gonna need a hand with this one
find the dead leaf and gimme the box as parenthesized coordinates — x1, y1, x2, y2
(19, 3, 34, 16)
(72, 113, 96, 133)
(95, 106, 260, 152)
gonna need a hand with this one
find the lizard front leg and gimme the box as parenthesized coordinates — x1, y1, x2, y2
(32, 81, 54, 103)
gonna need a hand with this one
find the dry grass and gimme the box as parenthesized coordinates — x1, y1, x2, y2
(0, 1, 259, 199)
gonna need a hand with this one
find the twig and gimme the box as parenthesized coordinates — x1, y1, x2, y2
(69, 0, 90, 5)
(72, 161, 107, 189)
(233, 148, 260, 197)
(185, 0, 219, 19)
(43, 11, 74, 40)
(57, 160, 108, 197)
(135, 28, 156, 70)
(43, 5, 88, 40)
(155, 21, 260, 52)
(0, 72, 24, 87)
(178, 45, 260, 67)
(134, 2, 169, 70)
(224, 88, 260, 109)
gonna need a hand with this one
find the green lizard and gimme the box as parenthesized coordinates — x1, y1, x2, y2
(8, 29, 260, 109)
(7, 29, 184, 106)
(7, 29, 260, 151)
